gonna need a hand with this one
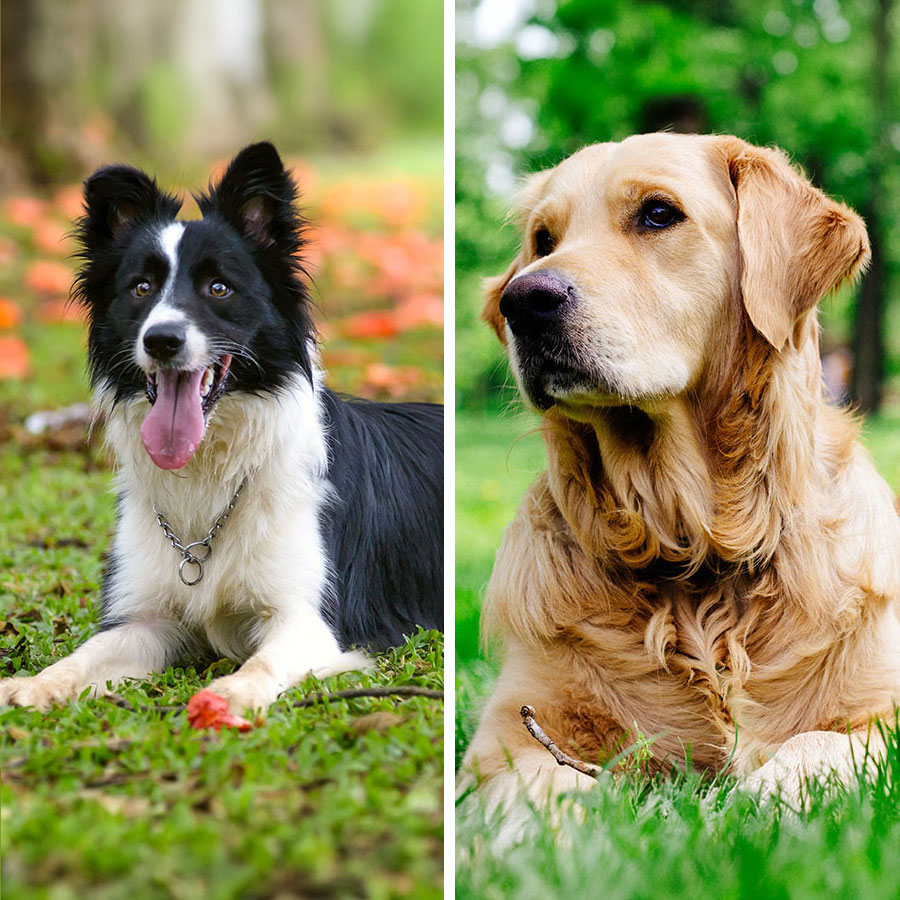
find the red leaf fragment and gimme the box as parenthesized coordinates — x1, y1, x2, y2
(187, 689, 254, 732)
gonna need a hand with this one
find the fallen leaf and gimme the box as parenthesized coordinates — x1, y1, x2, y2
(187, 689, 254, 732)
(36, 298, 83, 324)
(348, 711, 404, 735)
(342, 310, 398, 339)
(76, 790, 151, 817)
(24, 259, 72, 296)
(0, 236, 19, 267)
(0, 337, 29, 379)
(33, 219, 73, 256)
(4, 196, 46, 229)
(0, 298, 23, 329)
(361, 362, 423, 397)
(54, 184, 85, 220)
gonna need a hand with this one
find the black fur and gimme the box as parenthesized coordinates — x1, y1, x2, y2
(76, 141, 444, 653)
(320, 393, 443, 649)
(73, 143, 316, 404)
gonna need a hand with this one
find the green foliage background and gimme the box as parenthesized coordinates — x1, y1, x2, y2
(456, 0, 900, 411)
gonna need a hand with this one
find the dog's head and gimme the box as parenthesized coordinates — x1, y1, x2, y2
(485, 133, 869, 417)
(74, 142, 315, 470)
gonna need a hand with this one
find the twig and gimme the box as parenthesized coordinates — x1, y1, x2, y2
(102, 684, 443, 715)
(520, 705, 603, 778)
(291, 685, 443, 707)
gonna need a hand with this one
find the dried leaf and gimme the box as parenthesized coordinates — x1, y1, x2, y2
(0, 337, 29, 379)
(187, 689, 254, 732)
(0, 298, 23, 329)
(348, 711, 404, 735)
(24, 259, 72, 296)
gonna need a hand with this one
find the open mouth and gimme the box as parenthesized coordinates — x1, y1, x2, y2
(140, 354, 233, 470)
(145, 356, 232, 415)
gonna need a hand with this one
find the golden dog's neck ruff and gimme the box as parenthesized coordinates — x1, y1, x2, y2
(471, 135, 900, 795)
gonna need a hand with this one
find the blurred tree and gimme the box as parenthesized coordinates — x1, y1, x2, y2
(0, 0, 443, 185)
(457, 0, 900, 413)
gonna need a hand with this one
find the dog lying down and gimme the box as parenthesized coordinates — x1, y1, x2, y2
(460, 133, 900, 836)
(0, 143, 443, 714)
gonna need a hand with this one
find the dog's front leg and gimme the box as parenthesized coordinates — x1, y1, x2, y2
(742, 728, 887, 805)
(207, 609, 368, 714)
(0, 619, 183, 710)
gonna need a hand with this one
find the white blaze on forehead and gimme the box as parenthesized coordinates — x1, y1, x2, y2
(159, 222, 185, 275)
(135, 221, 208, 370)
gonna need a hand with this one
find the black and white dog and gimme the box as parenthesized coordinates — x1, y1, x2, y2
(0, 143, 443, 713)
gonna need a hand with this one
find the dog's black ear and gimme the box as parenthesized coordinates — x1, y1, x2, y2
(200, 142, 301, 251)
(80, 166, 181, 249)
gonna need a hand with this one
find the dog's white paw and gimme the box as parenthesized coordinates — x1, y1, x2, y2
(206, 673, 277, 715)
(312, 649, 372, 679)
(0, 673, 82, 711)
(742, 731, 868, 805)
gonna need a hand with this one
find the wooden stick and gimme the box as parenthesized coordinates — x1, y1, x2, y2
(291, 685, 443, 707)
(102, 684, 443, 715)
(520, 705, 603, 778)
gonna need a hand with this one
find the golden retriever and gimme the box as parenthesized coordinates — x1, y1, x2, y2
(461, 133, 900, 836)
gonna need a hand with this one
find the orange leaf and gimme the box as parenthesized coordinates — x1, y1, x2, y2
(54, 184, 85, 221)
(361, 362, 423, 398)
(0, 298, 24, 329)
(187, 689, 254, 732)
(34, 219, 73, 256)
(0, 236, 20, 267)
(342, 310, 399, 339)
(4, 195, 46, 229)
(36, 299, 84, 324)
(392, 293, 444, 331)
(24, 259, 72, 296)
(0, 337, 30, 379)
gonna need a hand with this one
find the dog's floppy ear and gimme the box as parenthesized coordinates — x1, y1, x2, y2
(482, 168, 554, 344)
(717, 136, 869, 350)
(80, 166, 181, 249)
(201, 142, 301, 251)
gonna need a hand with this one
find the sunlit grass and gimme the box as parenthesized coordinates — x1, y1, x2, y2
(456, 406, 900, 897)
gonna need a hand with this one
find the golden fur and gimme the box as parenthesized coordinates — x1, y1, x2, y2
(462, 133, 900, 834)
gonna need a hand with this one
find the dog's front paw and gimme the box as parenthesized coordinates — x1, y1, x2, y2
(742, 731, 867, 805)
(206, 673, 277, 716)
(0, 673, 82, 711)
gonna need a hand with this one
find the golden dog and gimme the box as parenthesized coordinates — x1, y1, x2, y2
(462, 133, 900, 835)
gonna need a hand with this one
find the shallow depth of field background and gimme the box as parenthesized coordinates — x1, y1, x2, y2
(456, 1, 900, 896)
(0, 2, 443, 898)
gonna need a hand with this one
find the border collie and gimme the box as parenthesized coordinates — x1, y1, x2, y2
(0, 142, 443, 713)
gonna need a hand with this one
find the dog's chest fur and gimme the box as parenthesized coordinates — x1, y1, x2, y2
(555, 571, 900, 772)
(99, 375, 330, 661)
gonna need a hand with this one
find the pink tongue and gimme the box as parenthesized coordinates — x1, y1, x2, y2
(140, 369, 207, 469)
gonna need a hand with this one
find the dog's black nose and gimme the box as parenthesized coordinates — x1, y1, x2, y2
(143, 324, 186, 361)
(499, 270, 572, 335)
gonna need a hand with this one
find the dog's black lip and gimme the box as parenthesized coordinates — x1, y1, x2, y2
(144, 361, 231, 419)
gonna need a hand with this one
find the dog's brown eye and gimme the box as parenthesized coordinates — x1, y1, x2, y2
(132, 280, 152, 298)
(534, 227, 555, 257)
(209, 281, 231, 299)
(638, 200, 684, 230)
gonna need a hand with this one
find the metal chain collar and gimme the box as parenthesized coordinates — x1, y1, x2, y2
(153, 476, 248, 586)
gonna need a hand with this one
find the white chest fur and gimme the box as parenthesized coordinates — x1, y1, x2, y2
(99, 373, 332, 661)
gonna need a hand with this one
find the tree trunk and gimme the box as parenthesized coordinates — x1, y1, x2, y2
(850, 0, 892, 413)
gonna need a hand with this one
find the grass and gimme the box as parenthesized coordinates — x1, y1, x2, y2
(455, 404, 900, 898)
(0, 397, 443, 900)
(0, 151, 444, 899)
